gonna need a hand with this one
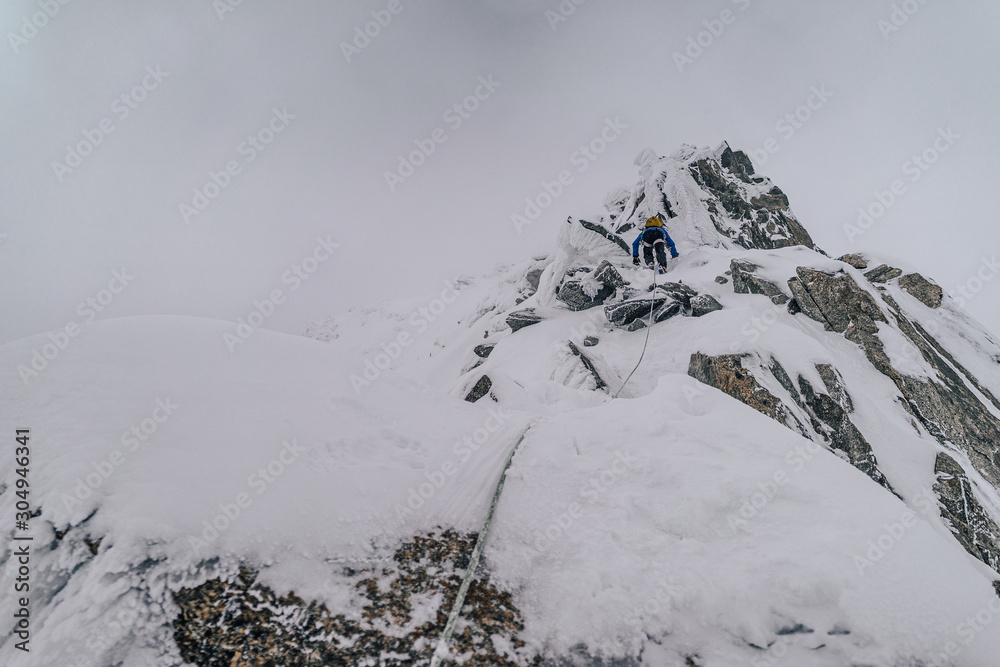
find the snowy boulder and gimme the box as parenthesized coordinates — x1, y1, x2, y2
(525, 267, 544, 292)
(506, 308, 543, 332)
(556, 261, 626, 312)
(689, 294, 723, 317)
(837, 253, 868, 269)
(654, 300, 683, 322)
(730, 259, 790, 305)
(787, 267, 886, 333)
(898, 272, 943, 308)
(464, 375, 493, 402)
(473, 344, 494, 358)
(605, 297, 667, 327)
(650, 280, 698, 307)
(864, 264, 903, 283)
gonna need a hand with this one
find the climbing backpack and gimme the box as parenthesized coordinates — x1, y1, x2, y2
(641, 227, 665, 246)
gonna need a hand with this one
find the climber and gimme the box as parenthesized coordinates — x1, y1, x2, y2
(632, 216, 678, 274)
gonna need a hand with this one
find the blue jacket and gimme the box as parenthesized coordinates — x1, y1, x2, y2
(633, 227, 678, 257)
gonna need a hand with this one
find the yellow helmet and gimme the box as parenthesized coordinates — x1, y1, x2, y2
(645, 216, 663, 228)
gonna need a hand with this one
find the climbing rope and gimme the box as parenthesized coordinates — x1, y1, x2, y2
(429, 424, 533, 667)
(613, 264, 659, 399)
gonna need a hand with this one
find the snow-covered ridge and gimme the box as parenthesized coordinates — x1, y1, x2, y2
(3, 145, 1000, 666)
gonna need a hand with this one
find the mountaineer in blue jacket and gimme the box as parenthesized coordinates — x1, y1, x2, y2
(632, 216, 678, 274)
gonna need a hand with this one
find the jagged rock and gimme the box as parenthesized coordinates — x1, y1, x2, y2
(787, 267, 1000, 488)
(898, 273, 943, 308)
(605, 298, 666, 327)
(567, 341, 608, 391)
(687, 150, 818, 251)
(464, 375, 492, 402)
(577, 219, 631, 254)
(626, 319, 647, 332)
(687, 354, 803, 432)
(556, 261, 627, 312)
(934, 453, 1000, 573)
(654, 300, 684, 322)
(715, 275, 729, 284)
(864, 264, 903, 283)
(525, 268, 544, 291)
(474, 345, 494, 358)
(838, 253, 868, 270)
(795, 369, 892, 491)
(689, 294, 723, 317)
(786, 267, 886, 333)
(731, 259, 790, 305)
(583, 336, 599, 347)
(172, 532, 541, 666)
(506, 309, 543, 332)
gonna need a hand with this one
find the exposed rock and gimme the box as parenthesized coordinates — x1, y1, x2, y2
(525, 268, 544, 291)
(934, 453, 1000, 573)
(687, 152, 818, 252)
(787, 266, 1000, 488)
(172, 531, 540, 666)
(687, 354, 804, 433)
(626, 319, 647, 332)
(654, 300, 684, 323)
(605, 298, 666, 327)
(567, 341, 608, 391)
(795, 370, 892, 491)
(583, 336, 599, 347)
(689, 294, 723, 317)
(864, 264, 903, 283)
(506, 309, 543, 332)
(898, 273, 943, 308)
(578, 218, 631, 254)
(465, 375, 492, 402)
(715, 275, 729, 284)
(731, 259, 790, 305)
(786, 267, 886, 333)
(556, 261, 627, 312)
(838, 253, 868, 270)
(474, 344, 494, 358)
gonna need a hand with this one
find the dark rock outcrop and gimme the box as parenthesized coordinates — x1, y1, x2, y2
(465, 375, 493, 402)
(605, 298, 667, 327)
(654, 300, 684, 323)
(690, 354, 892, 491)
(731, 259, 790, 305)
(864, 264, 903, 283)
(474, 344, 494, 358)
(583, 336, 599, 347)
(898, 273, 943, 308)
(715, 275, 729, 284)
(577, 218, 631, 254)
(172, 532, 540, 666)
(688, 148, 818, 252)
(507, 309, 543, 332)
(934, 453, 1000, 573)
(838, 253, 868, 270)
(525, 268, 544, 292)
(687, 354, 804, 434)
(690, 294, 723, 317)
(567, 341, 608, 391)
(786, 268, 886, 333)
(787, 267, 1000, 489)
(556, 261, 627, 312)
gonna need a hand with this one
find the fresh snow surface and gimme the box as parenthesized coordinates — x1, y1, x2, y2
(3, 146, 1000, 666)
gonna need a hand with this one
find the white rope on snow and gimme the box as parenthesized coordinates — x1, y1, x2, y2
(429, 424, 533, 667)
(613, 265, 659, 399)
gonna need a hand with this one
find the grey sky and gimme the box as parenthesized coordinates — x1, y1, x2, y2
(3, 0, 999, 343)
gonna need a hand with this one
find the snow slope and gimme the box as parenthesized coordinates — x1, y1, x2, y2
(3, 144, 1000, 666)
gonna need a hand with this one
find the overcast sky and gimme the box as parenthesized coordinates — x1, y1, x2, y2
(3, 0, 999, 343)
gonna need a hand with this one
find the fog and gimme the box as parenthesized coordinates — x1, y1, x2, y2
(3, 0, 998, 344)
